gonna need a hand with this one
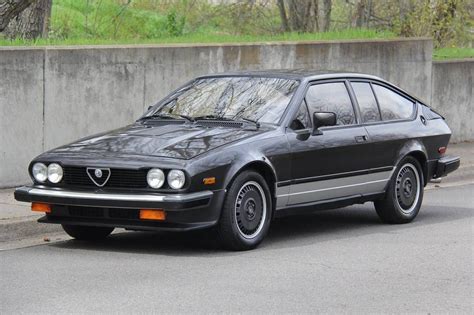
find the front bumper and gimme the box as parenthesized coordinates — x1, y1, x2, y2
(14, 186, 226, 231)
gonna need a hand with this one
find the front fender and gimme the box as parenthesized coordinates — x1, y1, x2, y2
(185, 150, 274, 192)
(221, 151, 278, 191)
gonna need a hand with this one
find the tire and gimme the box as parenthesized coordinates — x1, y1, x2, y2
(62, 224, 114, 241)
(375, 156, 424, 224)
(217, 170, 272, 251)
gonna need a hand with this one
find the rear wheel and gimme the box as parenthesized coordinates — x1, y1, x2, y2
(62, 224, 114, 240)
(375, 156, 424, 224)
(217, 171, 272, 251)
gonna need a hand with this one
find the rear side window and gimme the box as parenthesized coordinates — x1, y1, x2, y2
(351, 82, 381, 123)
(305, 82, 355, 125)
(372, 84, 414, 121)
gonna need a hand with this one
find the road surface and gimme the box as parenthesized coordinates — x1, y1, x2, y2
(1, 184, 473, 313)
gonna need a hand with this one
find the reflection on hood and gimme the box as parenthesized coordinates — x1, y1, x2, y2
(52, 123, 262, 160)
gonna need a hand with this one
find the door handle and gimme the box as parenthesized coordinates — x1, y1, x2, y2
(355, 135, 368, 143)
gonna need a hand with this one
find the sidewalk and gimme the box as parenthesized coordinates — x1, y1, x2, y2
(0, 189, 63, 243)
(1, 142, 473, 244)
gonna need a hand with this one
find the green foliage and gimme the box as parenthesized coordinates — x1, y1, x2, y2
(434, 47, 474, 60)
(49, 0, 169, 39)
(165, 9, 185, 36)
(324, 0, 472, 49)
(0, 29, 396, 46)
(0, 0, 471, 59)
(396, 0, 471, 48)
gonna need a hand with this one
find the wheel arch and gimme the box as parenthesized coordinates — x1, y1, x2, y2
(223, 160, 278, 213)
(395, 140, 428, 186)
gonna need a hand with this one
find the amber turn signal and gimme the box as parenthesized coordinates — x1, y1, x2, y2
(203, 177, 216, 185)
(139, 209, 166, 221)
(31, 202, 51, 213)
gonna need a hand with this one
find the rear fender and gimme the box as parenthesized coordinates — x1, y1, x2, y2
(394, 140, 428, 185)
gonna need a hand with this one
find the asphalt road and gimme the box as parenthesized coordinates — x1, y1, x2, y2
(1, 184, 473, 314)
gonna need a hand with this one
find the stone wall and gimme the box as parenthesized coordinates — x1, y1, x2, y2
(431, 59, 473, 143)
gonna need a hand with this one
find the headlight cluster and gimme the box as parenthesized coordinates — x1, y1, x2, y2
(147, 168, 186, 189)
(32, 162, 63, 183)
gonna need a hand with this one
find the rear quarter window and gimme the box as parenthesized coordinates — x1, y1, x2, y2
(372, 84, 414, 121)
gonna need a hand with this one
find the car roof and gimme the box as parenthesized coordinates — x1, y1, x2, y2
(195, 69, 426, 104)
(196, 69, 385, 81)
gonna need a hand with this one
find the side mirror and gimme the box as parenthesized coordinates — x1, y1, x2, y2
(147, 105, 153, 111)
(313, 112, 336, 135)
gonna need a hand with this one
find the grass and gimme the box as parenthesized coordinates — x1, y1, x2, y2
(0, 0, 396, 46)
(0, 0, 470, 60)
(0, 29, 397, 47)
(433, 47, 474, 60)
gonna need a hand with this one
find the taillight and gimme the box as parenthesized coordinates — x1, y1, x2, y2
(438, 147, 446, 154)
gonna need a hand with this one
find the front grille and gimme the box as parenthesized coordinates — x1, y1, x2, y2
(66, 206, 139, 220)
(109, 208, 140, 220)
(64, 167, 148, 188)
(69, 206, 104, 218)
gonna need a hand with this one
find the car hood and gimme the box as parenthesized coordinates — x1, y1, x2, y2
(49, 122, 265, 160)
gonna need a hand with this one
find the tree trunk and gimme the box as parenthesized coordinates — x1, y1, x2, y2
(399, 0, 413, 36)
(353, 0, 367, 28)
(365, 0, 372, 28)
(285, 0, 319, 32)
(0, 0, 36, 32)
(320, 0, 332, 32)
(4, 0, 51, 39)
(277, 0, 290, 32)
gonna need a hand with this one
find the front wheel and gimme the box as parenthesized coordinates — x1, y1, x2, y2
(217, 171, 272, 251)
(375, 156, 424, 224)
(62, 224, 114, 241)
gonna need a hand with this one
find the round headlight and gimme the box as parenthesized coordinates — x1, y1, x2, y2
(147, 168, 165, 189)
(47, 163, 63, 183)
(168, 170, 185, 189)
(32, 163, 48, 183)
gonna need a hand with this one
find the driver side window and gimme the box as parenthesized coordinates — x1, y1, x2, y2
(306, 82, 356, 125)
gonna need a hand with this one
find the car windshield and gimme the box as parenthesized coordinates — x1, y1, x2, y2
(146, 76, 299, 124)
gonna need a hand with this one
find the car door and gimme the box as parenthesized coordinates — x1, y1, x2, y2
(283, 80, 379, 206)
(350, 80, 417, 170)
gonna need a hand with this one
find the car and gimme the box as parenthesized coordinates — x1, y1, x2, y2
(14, 70, 460, 250)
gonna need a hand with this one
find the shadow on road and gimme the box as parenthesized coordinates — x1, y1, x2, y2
(50, 203, 472, 256)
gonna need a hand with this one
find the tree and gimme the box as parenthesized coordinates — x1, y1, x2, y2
(320, 0, 332, 31)
(0, 0, 36, 31)
(351, 0, 374, 28)
(278, 0, 332, 33)
(0, 0, 52, 39)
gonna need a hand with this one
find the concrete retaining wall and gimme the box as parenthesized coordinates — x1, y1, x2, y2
(0, 38, 437, 187)
(431, 59, 474, 143)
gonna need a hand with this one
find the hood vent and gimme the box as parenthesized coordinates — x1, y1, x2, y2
(195, 120, 244, 128)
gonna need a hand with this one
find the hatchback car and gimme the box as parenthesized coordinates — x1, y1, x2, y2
(15, 70, 460, 250)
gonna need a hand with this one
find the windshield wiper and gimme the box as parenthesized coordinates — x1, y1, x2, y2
(139, 112, 194, 122)
(238, 117, 260, 129)
(175, 114, 194, 122)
